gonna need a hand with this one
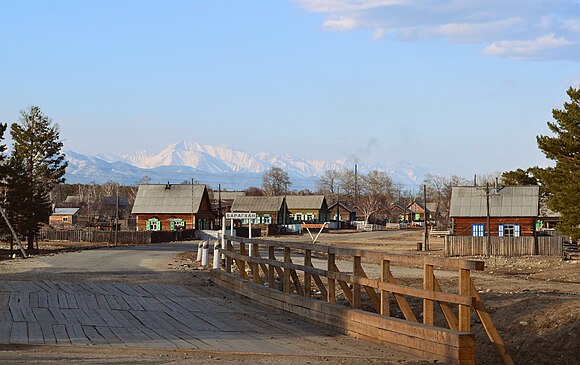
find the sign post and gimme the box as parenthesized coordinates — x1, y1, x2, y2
(226, 212, 257, 256)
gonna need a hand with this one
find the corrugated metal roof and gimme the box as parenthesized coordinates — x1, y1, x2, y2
(231, 196, 285, 212)
(286, 195, 326, 210)
(53, 208, 80, 215)
(450, 186, 539, 217)
(131, 184, 207, 214)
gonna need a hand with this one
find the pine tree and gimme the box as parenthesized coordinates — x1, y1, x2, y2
(8, 106, 67, 250)
(536, 86, 580, 239)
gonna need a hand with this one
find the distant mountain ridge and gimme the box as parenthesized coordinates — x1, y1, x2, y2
(64, 141, 429, 191)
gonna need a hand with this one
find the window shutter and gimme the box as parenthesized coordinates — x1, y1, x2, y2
(498, 225, 504, 237)
(514, 225, 521, 237)
(146, 220, 151, 230)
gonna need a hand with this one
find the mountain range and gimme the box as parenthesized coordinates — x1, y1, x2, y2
(64, 141, 429, 191)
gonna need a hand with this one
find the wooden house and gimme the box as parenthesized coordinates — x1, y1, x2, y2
(49, 208, 80, 227)
(286, 195, 330, 223)
(449, 186, 539, 237)
(328, 201, 356, 223)
(230, 196, 287, 225)
(131, 183, 214, 231)
(406, 201, 432, 223)
(387, 204, 410, 223)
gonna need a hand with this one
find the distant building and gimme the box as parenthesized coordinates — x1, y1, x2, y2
(49, 208, 80, 227)
(449, 186, 540, 237)
(131, 184, 214, 231)
(230, 196, 288, 225)
(286, 195, 329, 223)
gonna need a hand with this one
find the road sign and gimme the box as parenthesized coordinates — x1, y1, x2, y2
(225, 212, 257, 219)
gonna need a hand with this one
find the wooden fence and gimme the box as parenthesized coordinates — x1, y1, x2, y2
(445, 236, 564, 257)
(211, 235, 513, 365)
(40, 229, 196, 245)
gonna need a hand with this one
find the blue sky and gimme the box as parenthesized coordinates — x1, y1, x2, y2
(1, 0, 579, 178)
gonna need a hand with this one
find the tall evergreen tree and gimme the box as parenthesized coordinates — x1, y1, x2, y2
(536, 86, 580, 239)
(8, 106, 67, 250)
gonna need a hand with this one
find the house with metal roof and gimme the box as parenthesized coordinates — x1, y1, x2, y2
(131, 184, 214, 231)
(286, 195, 329, 223)
(230, 196, 288, 225)
(449, 186, 540, 237)
(328, 201, 357, 226)
(49, 207, 80, 227)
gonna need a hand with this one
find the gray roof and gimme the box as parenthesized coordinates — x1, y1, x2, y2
(131, 184, 207, 214)
(231, 196, 285, 212)
(286, 195, 326, 210)
(53, 208, 80, 215)
(209, 191, 247, 201)
(450, 186, 539, 217)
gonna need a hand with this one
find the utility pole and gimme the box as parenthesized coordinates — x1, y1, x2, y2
(423, 184, 429, 251)
(114, 183, 119, 246)
(354, 164, 358, 205)
(337, 187, 341, 230)
(486, 183, 491, 257)
(218, 184, 222, 230)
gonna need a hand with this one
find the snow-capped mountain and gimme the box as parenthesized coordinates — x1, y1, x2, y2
(64, 141, 428, 190)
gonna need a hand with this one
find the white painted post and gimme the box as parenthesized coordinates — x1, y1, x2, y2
(221, 216, 226, 260)
(201, 241, 209, 267)
(230, 219, 234, 236)
(213, 241, 220, 269)
(197, 241, 204, 262)
(249, 213, 253, 257)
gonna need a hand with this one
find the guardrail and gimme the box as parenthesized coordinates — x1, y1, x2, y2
(211, 235, 514, 365)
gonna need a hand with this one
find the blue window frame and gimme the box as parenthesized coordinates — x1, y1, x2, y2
(472, 224, 485, 237)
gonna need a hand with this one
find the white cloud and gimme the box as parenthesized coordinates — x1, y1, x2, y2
(564, 19, 580, 32)
(483, 34, 573, 59)
(372, 28, 386, 40)
(323, 16, 357, 30)
(295, 0, 580, 61)
(298, 0, 406, 13)
(399, 17, 523, 43)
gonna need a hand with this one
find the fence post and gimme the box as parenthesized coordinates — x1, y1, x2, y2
(283, 247, 291, 294)
(226, 239, 233, 273)
(327, 252, 336, 303)
(380, 259, 390, 316)
(304, 249, 312, 298)
(353, 256, 362, 309)
(423, 264, 434, 325)
(459, 268, 471, 332)
(268, 245, 275, 289)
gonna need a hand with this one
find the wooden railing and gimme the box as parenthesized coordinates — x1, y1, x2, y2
(212, 234, 514, 365)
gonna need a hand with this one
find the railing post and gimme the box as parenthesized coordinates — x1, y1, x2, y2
(268, 245, 275, 289)
(226, 239, 233, 273)
(353, 256, 362, 309)
(327, 252, 336, 303)
(459, 268, 471, 332)
(304, 249, 312, 298)
(423, 264, 434, 325)
(283, 247, 291, 294)
(252, 241, 261, 284)
(239, 241, 247, 279)
(380, 259, 390, 316)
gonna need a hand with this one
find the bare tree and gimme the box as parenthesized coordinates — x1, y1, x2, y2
(422, 174, 469, 229)
(317, 169, 340, 202)
(262, 167, 291, 196)
(357, 195, 381, 224)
